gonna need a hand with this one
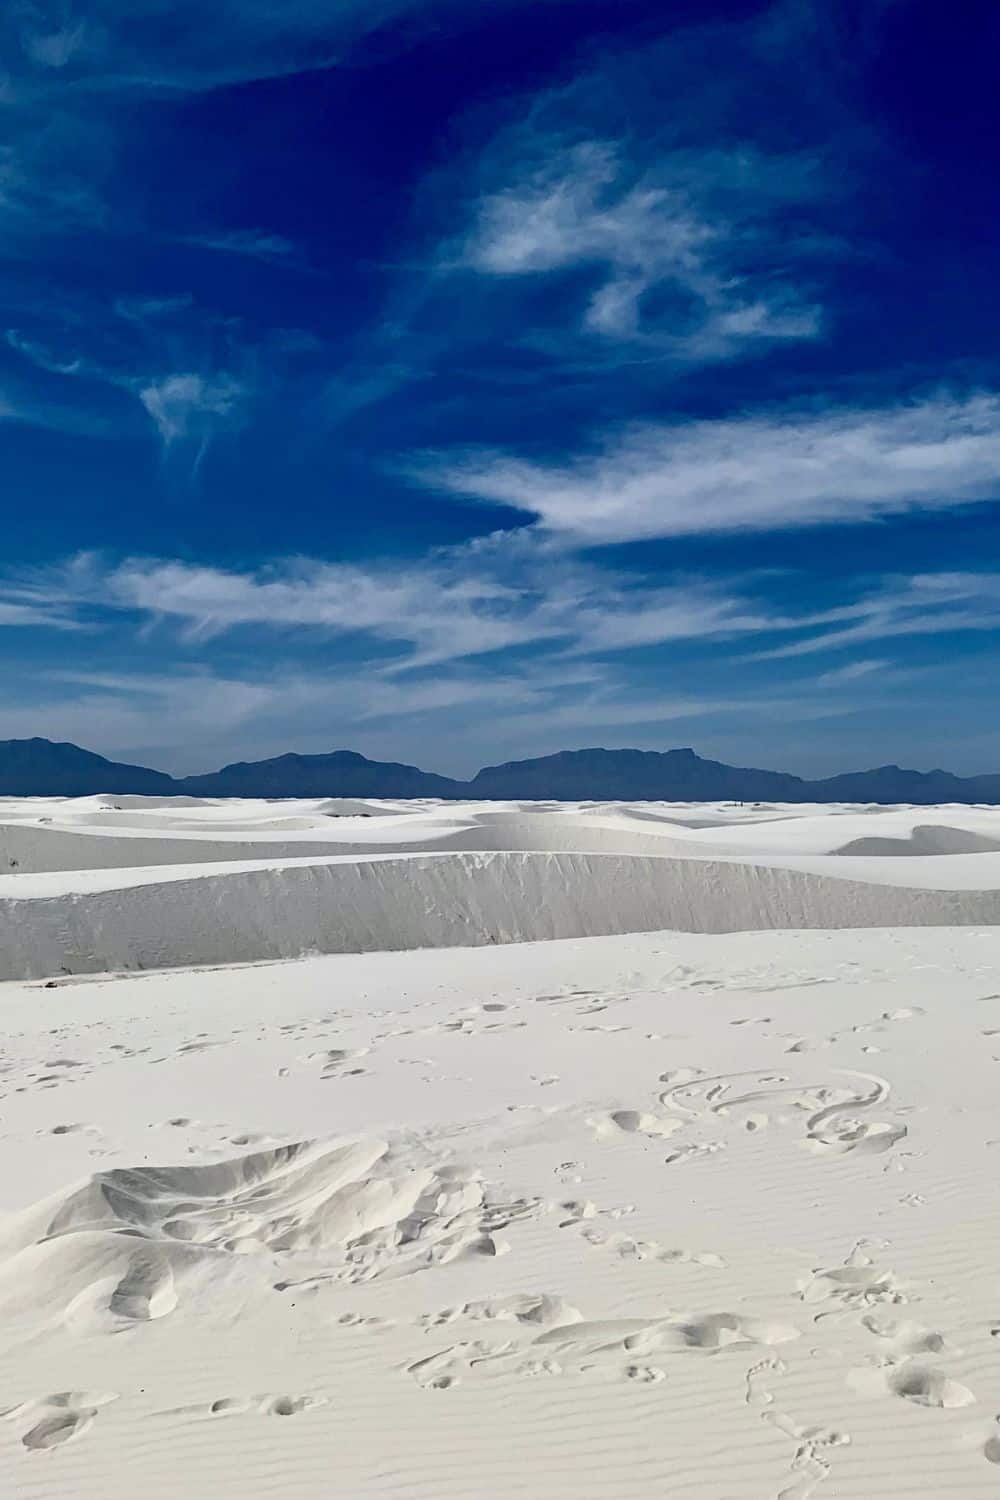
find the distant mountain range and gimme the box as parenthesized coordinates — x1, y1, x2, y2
(181, 749, 460, 800)
(1, 737, 999, 805)
(0, 738, 176, 797)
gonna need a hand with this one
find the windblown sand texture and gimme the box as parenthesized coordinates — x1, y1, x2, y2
(2, 794, 1000, 1497)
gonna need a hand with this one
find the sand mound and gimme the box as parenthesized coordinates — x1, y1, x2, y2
(0, 823, 359, 874)
(1, 850, 998, 979)
(63, 812, 336, 833)
(85, 795, 215, 811)
(316, 798, 416, 817)
(0, 1136, 526, 1339)
(0, 806, 695, 873)
(834, 824, 1000, 856)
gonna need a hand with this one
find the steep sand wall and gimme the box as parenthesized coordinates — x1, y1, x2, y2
(1, 849, 997, 980)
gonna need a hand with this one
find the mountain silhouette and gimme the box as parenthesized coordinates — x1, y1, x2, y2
(1, 737, 999, 804)
(468, 747, 800, 801)
(0, 738, 176, 797)
(179, 749, 461, 799)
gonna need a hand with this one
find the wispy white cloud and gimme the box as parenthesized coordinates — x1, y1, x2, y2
(0, 577, 88, 630)
(3, 1, 452, 94)
(114, 294, 195, 324)
(32, 543, 845, 670)
(6, 329, 87, 376)
(22, 548, 1000, 698)
(5, 0, 588, 102)
(138, 372, 247, 446)
(461, 139, 826, 356)
(422, 392, 1000, 543)
(814, 658, 888, 687)
(22, 21, 90, 69)
(754, 573, 1000, 660)
(0, 601, 81, 629)
(6, 305, 252, 450)
(182, 229, 297, 261)
(0, 374, 121, 436)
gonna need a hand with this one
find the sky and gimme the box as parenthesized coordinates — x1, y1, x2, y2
(2, 0, 999, 778)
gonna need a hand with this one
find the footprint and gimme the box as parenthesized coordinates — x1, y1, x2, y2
(650, 1312, 799, 1351)
(208, 1397, 254, 1416)
(583, 1230, 724, 1269)
(848, 1361, 975, 1408)
(261, 1394, 323, 1416)
(205, 1394, 325, 1417)
(886, 1364, 974, 1409)
(313, 1047, 369, 1077)
(764, 1408, 850, 1499)
(745, 1357, 786, 1408)
(599, 1110, 684, 1140)
(2, 1391, 118, 1451)
(406, 1341, 506, 1389)
(659, 1247, 725, 1269)
(460, 1294, 581, 1330)
(337, 1311, 392, 1329)
(664, 1141, 726, 1165)
(803, 1119, 906, 1157)
(800, 1244, 902, 1312)
(558, 1198, 597, 1226)
(658, 1067, 703, 1087)
(860, 1314, 948, 1358)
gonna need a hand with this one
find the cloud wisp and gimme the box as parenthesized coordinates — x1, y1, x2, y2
(753, 573, 1000, 660)
(5, 302, 252, 454)
(36, 546, 816, 669)
(460, 139, 827, 357)
(14, 548, 1000, 681)
(422, 392, 1000, 543)
(138, 373, 247, 446)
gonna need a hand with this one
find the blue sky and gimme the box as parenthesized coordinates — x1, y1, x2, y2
(2, 0, 999, 777)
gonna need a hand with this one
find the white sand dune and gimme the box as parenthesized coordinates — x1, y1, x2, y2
(1, 848, 1000, 980)
(1, 797, 1000, 979)
(833, 824, 1000, 856)
(2, 797, 1000, 1497)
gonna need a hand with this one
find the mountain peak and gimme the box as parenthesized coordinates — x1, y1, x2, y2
(0, 737, 175, 795)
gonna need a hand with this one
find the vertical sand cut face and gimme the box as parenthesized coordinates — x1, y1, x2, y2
(0, 797, 999, 1497)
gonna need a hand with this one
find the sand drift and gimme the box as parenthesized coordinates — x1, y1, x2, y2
(1, 796, 999, 978)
